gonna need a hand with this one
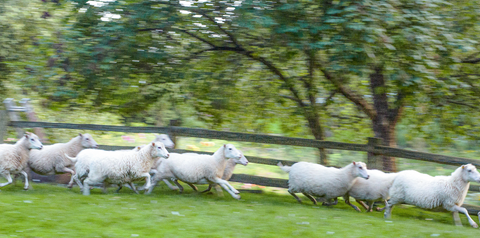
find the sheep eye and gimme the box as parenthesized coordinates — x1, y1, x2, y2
(229, 148, 232, 150)
(359, 167, 362, 169)
(86, 138, 89, 141)
(31, 139, 34, 141)
(468, 170, 472, 172)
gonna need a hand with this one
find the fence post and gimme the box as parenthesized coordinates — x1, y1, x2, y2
(169, 119, 181, 149)
(3, 98, 23, 138)
(367, 137, 382, 170)
(0, 110, 8, 143)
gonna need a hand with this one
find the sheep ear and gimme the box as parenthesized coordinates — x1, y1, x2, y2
(136, 146, 141, 151)
(462, 165, 465, 169)
(24, 133, 29, 139)
(79, 133, 83, 137)
(224, 144, 226, 148)
(352, 161, 356, 165)
(151, 142, 156, 147)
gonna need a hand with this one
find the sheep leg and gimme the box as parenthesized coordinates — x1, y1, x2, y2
(303, 193, 317, 205)
(367, 201, 375, 212)
(452, 205, 478, 228)
(172, 179, 184, 193)
(343, 195, 361, 212)
(384, 201, 394, 219)
(163, 179, 179, 190)
(128, 182, 139, 194)
(201, 184, 213, 193)
(145, 180, 158, 194)
(187, 183, 198, 192)
(289, 191, 303, 204)
(140, 173, 152, 191)
(213, 178, 239, 194)
(213, 178, 240, 200)
(323, 198, 338, 206)
(0, 172, 13, 187)
(20, 171, 29, 190)
(355, 199, 369, 211)
(375, 200, 387, 212)
(452, 211, 462, 227)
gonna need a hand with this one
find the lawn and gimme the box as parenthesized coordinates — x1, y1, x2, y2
(0, 182, 478, 238)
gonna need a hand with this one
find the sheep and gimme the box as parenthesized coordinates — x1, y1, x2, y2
(384, 164, 480, 228)
(278, 161, 369, 206)
(80, 142, 169, 195)
(70, 134, 174, 190)
(145, 144, 245, 200)
(146, 153, 249, 193)
(28, 133, 98, 186)
(67, 146, 142, 189)
(344, 169, 397, 212)
(154, 134, 175, 149)
(0, 132, 43, 190)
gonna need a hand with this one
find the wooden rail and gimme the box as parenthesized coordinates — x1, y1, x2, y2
(7, 121, 368, 151)
(7, 120, 480, 168)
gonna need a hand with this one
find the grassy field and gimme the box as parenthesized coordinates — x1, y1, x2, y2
(0, 182, 479, 238)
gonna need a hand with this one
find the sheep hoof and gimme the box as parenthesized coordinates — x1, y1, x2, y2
(472, 223, 478, 229)
(23, 187, 29, 191)
(233, 194, 241, 200)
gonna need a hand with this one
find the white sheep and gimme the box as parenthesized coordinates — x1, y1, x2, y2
(384, 164, 480, 228)
(28, 133, 98, 186)
(344, 169, 397, 212)
(80, 142, 169, 195)
(154, 134, 175, 149)
(67, 146, 142, 190)
(68, 134, 173, 190)
(147, 154, 249, 193)
(278, 161, 369, 206)
(145, 144, 245, 200)
(0, 132, 43, 190)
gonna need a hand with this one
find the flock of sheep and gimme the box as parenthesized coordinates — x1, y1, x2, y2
(1, 132, 480, 229)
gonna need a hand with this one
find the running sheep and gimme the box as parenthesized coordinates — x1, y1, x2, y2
(0, 132, 43, 190)
(344, 169, 397, 212)
(147, 153, 249, 193)
(28, 133, 98, 186)
(278, 161, 369, 205)
(80, 142, 169, 195)
(384, 164, 480, 228)
(145, 144, 245, 200)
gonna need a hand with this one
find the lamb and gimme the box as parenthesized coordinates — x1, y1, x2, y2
(344, 169, 397, 212)
(0, 132, 43, 190)
(384, 164, 480, 228)
(145, 144, 245, 200)
(28, 133, 98, 186)
(80, 142, 169, 195)
(147, 153, 249, 193)
(278, 161, 369, 206)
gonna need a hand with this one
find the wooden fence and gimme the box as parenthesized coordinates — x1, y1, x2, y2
(1, 110, 480, 214)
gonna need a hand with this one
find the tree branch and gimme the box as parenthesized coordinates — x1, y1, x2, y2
(317, 63, 377, 120)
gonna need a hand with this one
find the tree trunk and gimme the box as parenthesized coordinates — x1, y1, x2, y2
(305, 110, 328, 165)
(370, 66, 397, 172)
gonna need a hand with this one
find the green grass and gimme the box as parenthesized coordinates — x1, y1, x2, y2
(0, 183, 479, 237)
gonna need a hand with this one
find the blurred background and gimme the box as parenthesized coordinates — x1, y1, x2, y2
(1, 0, 480, 236)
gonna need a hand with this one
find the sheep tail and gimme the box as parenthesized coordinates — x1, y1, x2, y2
(277, 162, 291, 173)
(64, 153, 77, 163)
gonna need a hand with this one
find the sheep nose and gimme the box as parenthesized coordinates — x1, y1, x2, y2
(166, 154, 170, 158)
(39, 145, 43, 150)
(366, 175, 370, 180)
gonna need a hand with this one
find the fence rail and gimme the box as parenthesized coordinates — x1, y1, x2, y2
(3, 115, 480, 214)
(7, 120, 480, 167)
